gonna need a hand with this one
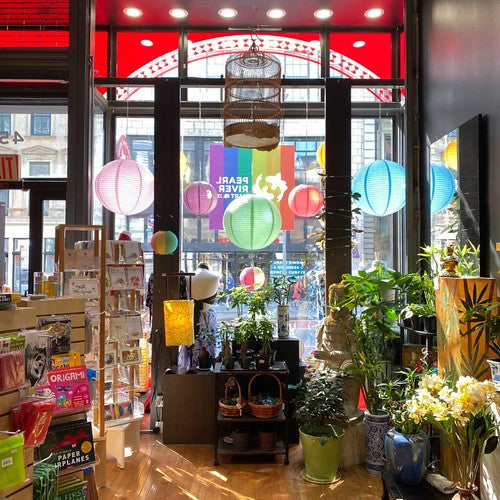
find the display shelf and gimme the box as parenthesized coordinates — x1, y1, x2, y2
(0, 309, 37, 499)
(213, 363, 289, 466)
(217, 409, 286, 423)
(216, 437, 286, 456)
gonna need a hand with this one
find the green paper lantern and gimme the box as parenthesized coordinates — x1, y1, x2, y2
(223, 194, 282, 250)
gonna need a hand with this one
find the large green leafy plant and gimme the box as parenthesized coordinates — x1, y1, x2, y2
(294, 368, 347, 442)
(337, 266, 404, 414)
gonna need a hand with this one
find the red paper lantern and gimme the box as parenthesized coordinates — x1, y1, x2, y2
(288, 184, 324, 217)
(239, 266, 266, 291)
(183, 182, 218, 215)
(95, 159, 154, 216)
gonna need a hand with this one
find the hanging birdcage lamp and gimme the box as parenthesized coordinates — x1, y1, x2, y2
(224, 38, 282, 151)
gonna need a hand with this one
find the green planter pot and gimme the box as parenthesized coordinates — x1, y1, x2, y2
(299, 424, 345, 484)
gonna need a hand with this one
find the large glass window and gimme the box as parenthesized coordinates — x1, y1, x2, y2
(31, 114, 51, 136)
(180, 114, 325, 358)
(28, 161, 50, 177)
(0, 114, 11, 134)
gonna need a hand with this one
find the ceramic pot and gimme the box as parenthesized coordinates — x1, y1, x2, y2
(299, 424, 344, 483)
(423, 315, 437, 333)
(487, 358, 500, 384)
(364, 411, 390, 474)
(233, 428, 250, 451)
(277, 305, 290, 339)
(258, 426, 277, 451)
(385, 430, 430, 485)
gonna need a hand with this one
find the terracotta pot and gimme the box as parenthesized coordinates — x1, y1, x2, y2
(258, 426, 277, 451)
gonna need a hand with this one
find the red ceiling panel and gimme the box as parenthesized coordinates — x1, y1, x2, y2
(330, 32, 393, 78)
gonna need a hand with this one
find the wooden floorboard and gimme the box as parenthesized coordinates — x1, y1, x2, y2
(99, 434, 383, 499)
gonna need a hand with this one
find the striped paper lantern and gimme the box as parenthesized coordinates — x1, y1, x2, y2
(288, 184, 324, 217)
(183, 182, 218, 215)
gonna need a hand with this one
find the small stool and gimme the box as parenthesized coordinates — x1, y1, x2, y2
(106, 417, 141, 469)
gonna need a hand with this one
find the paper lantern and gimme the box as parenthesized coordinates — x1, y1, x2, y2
(224, 41, 281, 151)
(94, 159, 154, 215)
(164, 299, 194, 346)
(443, 139, 458, 171)
(352, 160, 406, 217)
(151, 231, 178, 255)
(431, 163, 456, 214)
(183, 182, 218, 215)
(223, 194, 282, 250)
(288, 184, 324, 217)
(180, 151, 188, 177)
(316, 141, 326, 169)
(239, 266, 266, 291)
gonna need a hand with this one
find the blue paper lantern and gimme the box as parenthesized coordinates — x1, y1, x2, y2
(352, 160, 406, 217)
(223, 194, 282, 250)
(430, 163, 455, 214)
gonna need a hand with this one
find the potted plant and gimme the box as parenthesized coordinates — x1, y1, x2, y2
(255, 316, 275, 369)
(294, 367, 347, 483)
(337, 265, 402, 473)
(379, 368, 431, 485)
(225, 285, 272, 368)
(270, 275, 297, 338)
(407, 374, 499, 497)
(218, 321, 235, 370)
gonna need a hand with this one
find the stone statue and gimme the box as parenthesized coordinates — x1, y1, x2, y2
(315, 281, 360, 419)
(439, 244, 460, 277)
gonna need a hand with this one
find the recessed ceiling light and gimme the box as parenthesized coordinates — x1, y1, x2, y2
(141, 39, 153, 47)
(169, 7, 188, 19)
(218, 8, 238, 18)
(123, 7, 143, 18)
(365, 8, 384, 19)
(314, 9, 333, 20)
(353, 40, 366, 48)
(266, 8, 286, 19)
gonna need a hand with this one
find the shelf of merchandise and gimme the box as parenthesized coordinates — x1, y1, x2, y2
(212, 362, 289, 466)
(0, 307, 37, 499)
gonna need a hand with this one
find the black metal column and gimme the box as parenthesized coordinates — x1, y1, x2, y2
(150, 79, 181, 430)
(67, 0, 95, 226)
(405, 0, 425, 272)
(325, 78, 352, 289)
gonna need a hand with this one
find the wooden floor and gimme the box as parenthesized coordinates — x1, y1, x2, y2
(100, 434, 383, 499)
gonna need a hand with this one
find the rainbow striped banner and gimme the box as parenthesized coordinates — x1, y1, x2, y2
(209, 145, 295, 231)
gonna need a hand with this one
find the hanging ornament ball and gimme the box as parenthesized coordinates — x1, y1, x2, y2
(316, 141, 326, 169)
(223, 194, 282, 251)
(183, 181, 218, 215)
(95, 159, 154, 216)
(151, 230, 178, 255)
(431, 163, 456, 214)
(352, 160, 406, 217)
(180, 151, 188, 177)
(288, 184, 324, 217)
(239, 266, 266, 291)
(443, 139, 458, 171)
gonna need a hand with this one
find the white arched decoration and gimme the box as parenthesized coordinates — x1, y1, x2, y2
(116, 34, 392, 102)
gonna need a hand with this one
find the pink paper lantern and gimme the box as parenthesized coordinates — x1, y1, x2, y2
(95, 159, 154, 216)
(288, 184, 324, 217)
(239, 266, 266, 291)
(183, 182, 218, 215)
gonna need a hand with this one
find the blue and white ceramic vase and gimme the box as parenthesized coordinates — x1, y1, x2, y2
(364, 411, 390, 474)
(385, 429, 430, 485)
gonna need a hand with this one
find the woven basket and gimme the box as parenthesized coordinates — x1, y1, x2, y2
(248, 373, 283, 419)
(219, 377, 246, 417)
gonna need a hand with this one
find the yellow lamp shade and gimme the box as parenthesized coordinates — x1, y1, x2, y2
(316, 141, 326, 169)
(163, 299, 195, 346)
(443, 139, 457, 171)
